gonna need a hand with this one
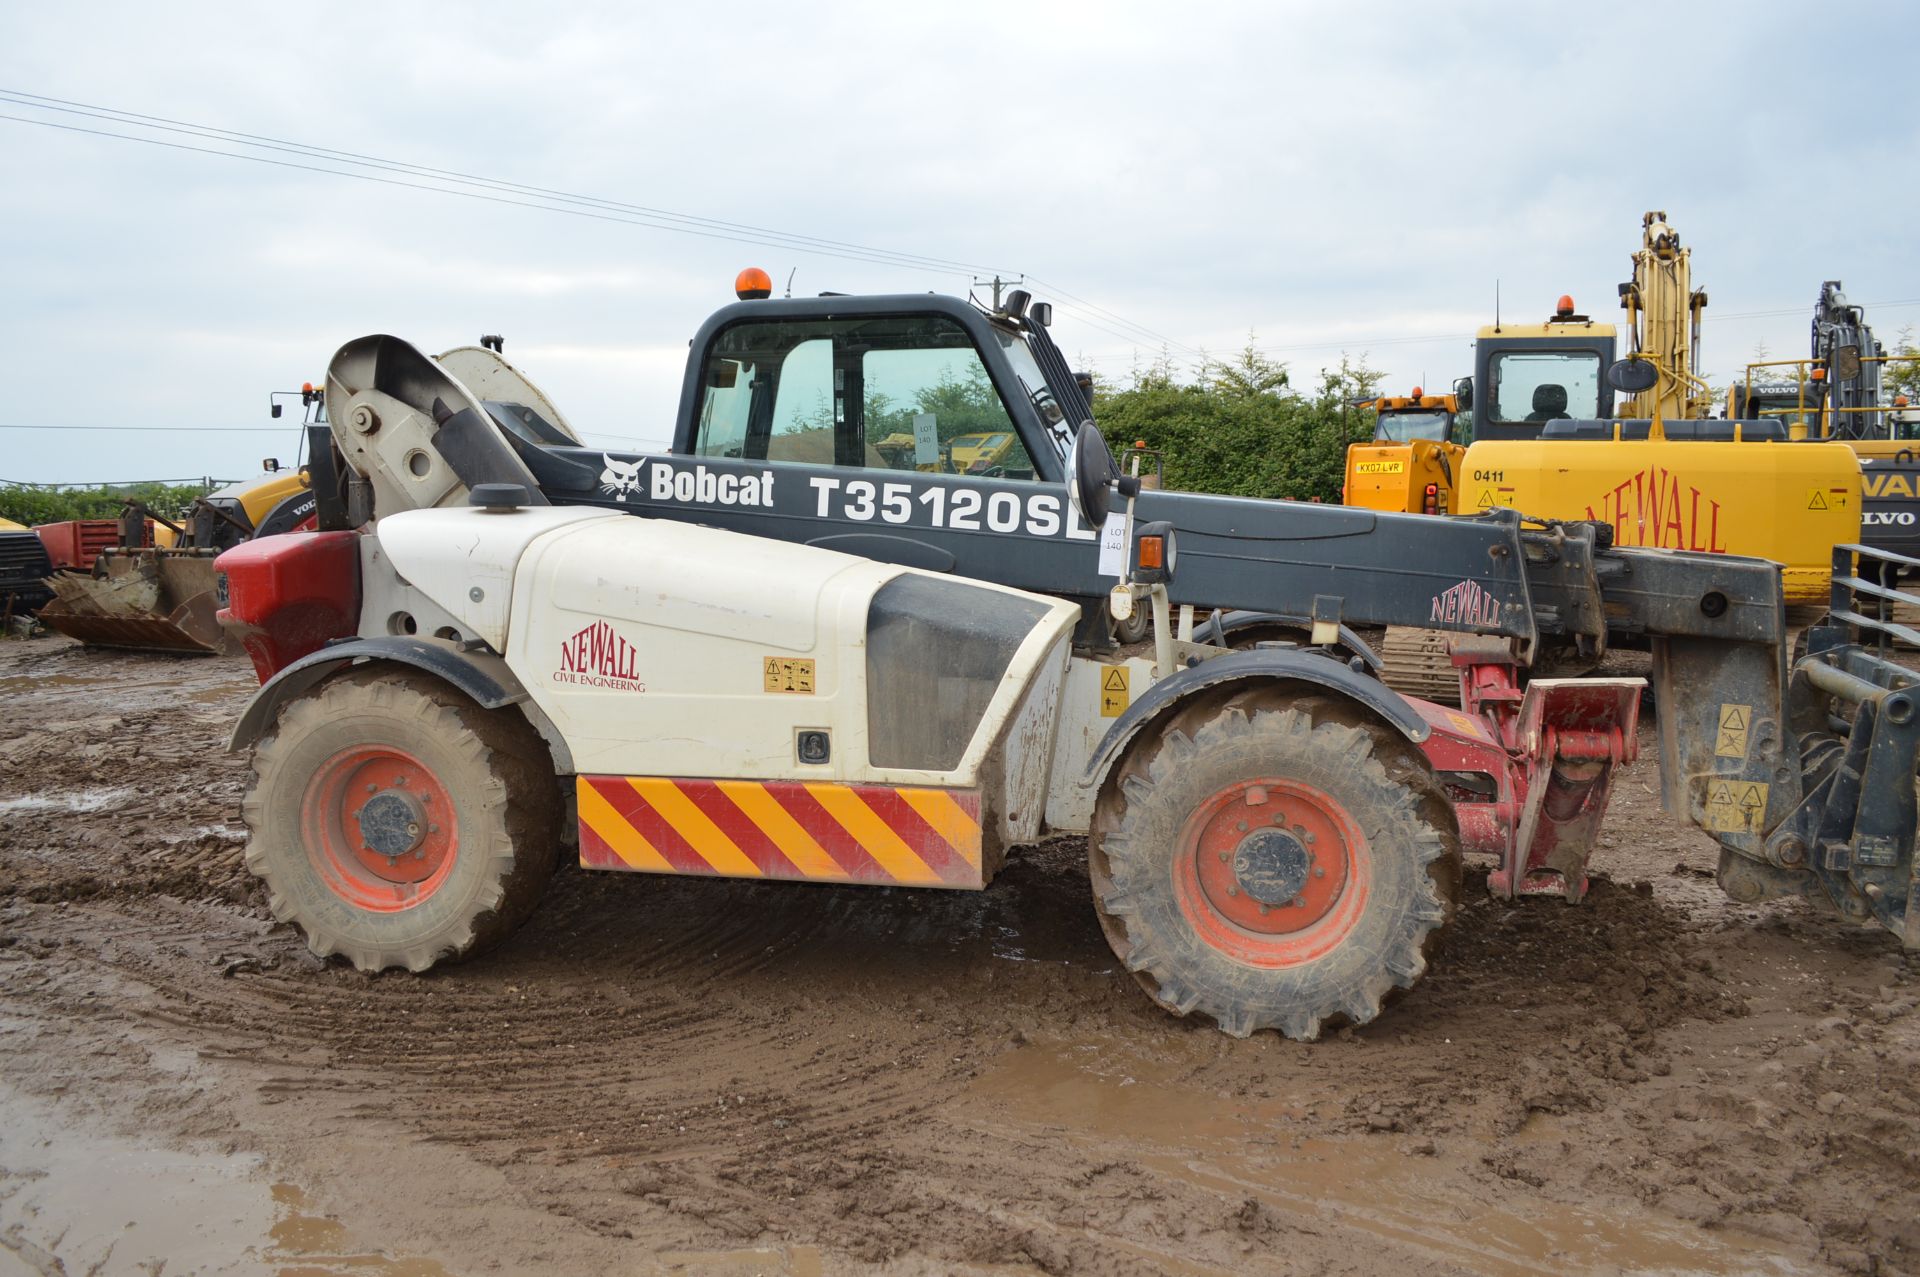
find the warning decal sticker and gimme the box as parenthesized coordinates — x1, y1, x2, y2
(763, 657, 816, 694)
(1703, 778, 1769, 834)
(1100, 666, 1130, 717)
(1714, 703, 1751, 758)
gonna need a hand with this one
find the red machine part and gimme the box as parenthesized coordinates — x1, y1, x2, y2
(1412, 658, 1642, 902)
(215, 531, 362, 684)
(35, 519, 134, 570)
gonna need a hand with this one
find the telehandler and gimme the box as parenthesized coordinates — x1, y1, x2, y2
(216, 277, 1920, 1040)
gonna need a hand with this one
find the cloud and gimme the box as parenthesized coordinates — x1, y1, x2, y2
(0, 1, 1914, 482)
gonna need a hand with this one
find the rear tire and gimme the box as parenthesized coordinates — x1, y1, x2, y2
(1090, 698, 1460, 1039)
(242, 668, 560, 972)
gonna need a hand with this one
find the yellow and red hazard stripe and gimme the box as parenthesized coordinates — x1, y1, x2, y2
(576, 776, 984, 888)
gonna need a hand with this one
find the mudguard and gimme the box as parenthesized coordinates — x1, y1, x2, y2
(228, 636, 570, 770)
(1083, 647, 1428, 784)
(1194, 610, 1381, 670)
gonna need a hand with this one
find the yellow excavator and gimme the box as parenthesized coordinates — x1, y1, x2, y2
(1456, 212, 1859, 604)
(1378, 213, 1862, 701)
(1343, 298, 1617, 517)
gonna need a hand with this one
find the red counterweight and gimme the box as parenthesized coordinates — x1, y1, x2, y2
(215, 531, 362, 683)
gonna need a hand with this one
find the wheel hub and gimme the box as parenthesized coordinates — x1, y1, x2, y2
(358, 790, 427, 858)
(304, 745, 457, 903)
(1233, 828, 1310, 905)
(1186, 779, 1353, 937)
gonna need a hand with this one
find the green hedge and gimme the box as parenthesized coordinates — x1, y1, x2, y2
(1091, 347, 1382, 502)
(0, 482, 216, 527)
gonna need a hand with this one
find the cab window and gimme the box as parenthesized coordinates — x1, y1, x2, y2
(1374, 411, 1451, 443)
(1491, 351, 1601, 423)
(693, 314, 1037, 479)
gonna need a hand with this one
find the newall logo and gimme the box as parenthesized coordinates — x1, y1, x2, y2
(555, 621, 646, 693)
(1430, 579, 1503, 628)
(1585, 466, 1728, 553)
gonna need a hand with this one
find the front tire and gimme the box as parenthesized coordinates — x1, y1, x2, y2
(242, 669, 560, 972)
(1090, 696, 1460, 1039)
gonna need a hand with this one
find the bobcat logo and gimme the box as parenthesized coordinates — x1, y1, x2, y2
(599, 454, 644, 502)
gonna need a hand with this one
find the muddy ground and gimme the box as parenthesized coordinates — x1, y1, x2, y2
(0, 637, 1916, 1276)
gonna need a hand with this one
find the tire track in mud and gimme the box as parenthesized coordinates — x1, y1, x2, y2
(3, 638, 1919, 1274)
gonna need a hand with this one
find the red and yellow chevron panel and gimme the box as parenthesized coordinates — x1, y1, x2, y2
(576, 776, 985, 889)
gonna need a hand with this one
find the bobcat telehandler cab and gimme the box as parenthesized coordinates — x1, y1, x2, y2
(217, 276, 1920, 1041)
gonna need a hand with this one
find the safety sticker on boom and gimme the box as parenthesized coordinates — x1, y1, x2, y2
(576, 776, 984, 888)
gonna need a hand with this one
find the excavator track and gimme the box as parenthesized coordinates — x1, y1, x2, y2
(1377, 626, 1460, 706)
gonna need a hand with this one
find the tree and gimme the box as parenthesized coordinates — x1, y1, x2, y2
(1091, 347, 1381, 503)
(1886, 326, 1920, 405)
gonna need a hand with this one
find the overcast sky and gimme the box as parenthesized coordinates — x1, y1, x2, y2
(3, 2, 1916, 485)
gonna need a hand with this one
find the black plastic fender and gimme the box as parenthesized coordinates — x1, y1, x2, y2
(1193, 609, 1381, 670)
(228, 636, 572, 771)
(1082, 647, 1428, 785)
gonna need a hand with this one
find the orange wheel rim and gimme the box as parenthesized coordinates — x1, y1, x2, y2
(1173, 778, 1370, 969)
(301, 745, 458, 913)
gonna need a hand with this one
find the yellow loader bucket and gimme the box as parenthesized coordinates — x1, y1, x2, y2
(39, 549, 233, 654)
(1458, 437, 1861, 605)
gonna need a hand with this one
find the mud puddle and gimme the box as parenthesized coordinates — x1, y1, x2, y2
(0, 1081, 453, 1277)
(955, 1040, 1809, 1276)
(0, 786, 134, 814)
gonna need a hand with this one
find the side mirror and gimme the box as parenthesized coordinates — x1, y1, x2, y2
(271, 403, 283, 418)
(1833, 343, 1862, 381)
(1066, 421, 1123, 528)
(1607, 358, 1660, 394)
(1028, 301, 1053, 329)
(1453, 376, 1473, 411)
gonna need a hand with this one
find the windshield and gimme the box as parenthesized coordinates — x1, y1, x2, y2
(1491, 351, 1601, 423)
(1375, 410, 1451, 442)
(994, 329, 1071, 460)
(1746, 390, 1817, 422)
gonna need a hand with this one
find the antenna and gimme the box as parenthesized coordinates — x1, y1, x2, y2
(1494, 279, 1501, 334)
(784, 268, 797, 299)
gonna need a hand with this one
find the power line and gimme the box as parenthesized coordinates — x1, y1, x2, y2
(1, 477, 239, 488)
(0, 89, 1022, 280)
(0, 422, 290, 433)
(0, 89, 1206, 358)
(1246, 298, 1920, 359)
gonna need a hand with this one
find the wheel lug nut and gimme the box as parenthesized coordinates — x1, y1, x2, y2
(1218, 851, 1229, 862)
(1236, 820, 1248, 832)
(1227, 885, 1239, 897)
(397, 777, 409, 788)
(1294, 897, 1307, 907)
(1258, 904, 1270, 916)
(1314, 867, 1326, 879)
(366, 784, 377, 794)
